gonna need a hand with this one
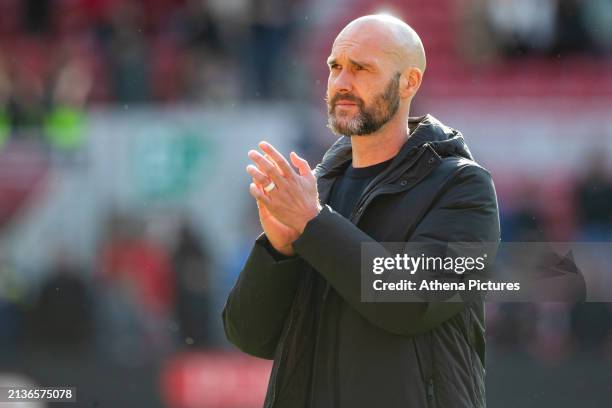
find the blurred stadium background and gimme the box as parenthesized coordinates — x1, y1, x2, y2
(0, 0, 611, 407)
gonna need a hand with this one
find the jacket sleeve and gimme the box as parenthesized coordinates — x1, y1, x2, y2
(292, 165, 500, 336)
(222, 234, 306, 359)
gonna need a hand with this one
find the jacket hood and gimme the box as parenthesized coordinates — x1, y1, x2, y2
(315, 114, 473, 178)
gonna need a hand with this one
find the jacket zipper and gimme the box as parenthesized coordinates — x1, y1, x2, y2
(427, 378, 435, 404)
(414, 335, 436, 407)
(349, 146, 429, 224)
(426, 331, 436, 407)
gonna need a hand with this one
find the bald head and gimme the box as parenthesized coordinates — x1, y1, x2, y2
(334, 15, 426, 73)
(326, 15, 426, 137)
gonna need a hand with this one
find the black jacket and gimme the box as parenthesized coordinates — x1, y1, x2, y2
(223, 114, 501, 408)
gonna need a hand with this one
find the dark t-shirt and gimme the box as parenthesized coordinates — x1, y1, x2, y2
(328, 158, 394, 218)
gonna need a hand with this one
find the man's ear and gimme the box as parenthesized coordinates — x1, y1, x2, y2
(400, 67, 423, 98)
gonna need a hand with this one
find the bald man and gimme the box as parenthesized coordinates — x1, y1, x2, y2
(223, 15, 500, 408)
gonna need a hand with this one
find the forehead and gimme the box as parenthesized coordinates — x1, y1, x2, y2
(329, 29, 399, 66)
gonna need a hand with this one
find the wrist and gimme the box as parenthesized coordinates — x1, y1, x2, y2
(297, 203, 322, 234)
(264, 238, 296, 259)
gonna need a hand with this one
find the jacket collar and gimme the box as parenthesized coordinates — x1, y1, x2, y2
(314, 114, 473, 179)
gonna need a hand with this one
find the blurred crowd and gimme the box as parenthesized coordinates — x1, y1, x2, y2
(490, 148, 612, 362)
(466, 0, 612, 60)
(1, 0, 611, 149)
(0, 0, 308, 149)
(0, 211, 218, 365)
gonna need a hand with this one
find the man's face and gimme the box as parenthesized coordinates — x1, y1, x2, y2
(326, 37, 401, 136)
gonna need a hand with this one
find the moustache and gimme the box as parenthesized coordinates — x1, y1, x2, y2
(327, 93, 364, 110)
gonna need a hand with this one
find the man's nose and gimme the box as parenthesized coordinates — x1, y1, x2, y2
(329, 69, 353, 94)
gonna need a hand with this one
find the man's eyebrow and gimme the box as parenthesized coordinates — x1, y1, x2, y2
(327, 57, 375, 69)
(349, 58, 375, 69)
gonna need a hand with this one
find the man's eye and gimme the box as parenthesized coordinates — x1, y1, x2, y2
(331, 64, 341, 70)
(355, 65, 364, 70)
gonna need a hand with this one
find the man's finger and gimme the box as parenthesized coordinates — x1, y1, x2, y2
(248, 150, 285, 186)
(255, 198, 271, 216)
(246, 164, 270, 186)
(249, 182, 272, 206)
(259, 141, 294, 178)
(290, 151, 315, 180)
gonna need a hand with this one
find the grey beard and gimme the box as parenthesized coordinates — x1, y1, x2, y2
(327, 113, 368, 136)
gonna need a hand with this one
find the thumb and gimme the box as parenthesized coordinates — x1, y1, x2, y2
(290, 151, 314, 179)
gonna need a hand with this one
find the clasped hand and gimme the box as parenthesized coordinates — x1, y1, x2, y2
(246, 141, 322, 256)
